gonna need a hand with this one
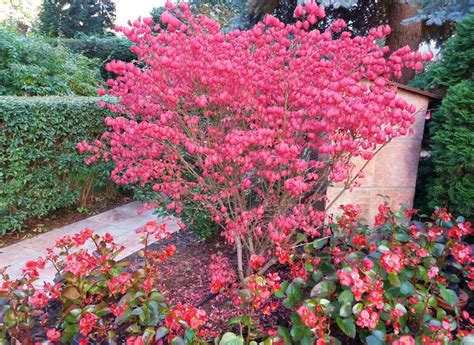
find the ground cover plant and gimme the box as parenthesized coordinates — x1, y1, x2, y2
(80, 1, 432, 283)
(271, 204, 473, 344)
(0, 225, 208, 344)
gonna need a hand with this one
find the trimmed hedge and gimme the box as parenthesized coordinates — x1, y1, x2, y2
(0, 96, 113, 234)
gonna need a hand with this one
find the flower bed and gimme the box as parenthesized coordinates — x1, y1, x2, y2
(0, 204, 472, 344)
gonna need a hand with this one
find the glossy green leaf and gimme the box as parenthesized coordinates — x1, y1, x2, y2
(400, 281, 415, 295)
(336, 317, 356, 338)
(366, 335, 382, 345)
(439, 286, 457, 307)
(219, 332, 245, 345)
(339, 302, 352, 317)
(338, 290, 354, 304)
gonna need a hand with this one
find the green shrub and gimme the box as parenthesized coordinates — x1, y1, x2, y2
(0, 96, 113, 234)
(156, 200, 219, 239)
(0, 27, 100, 96)
(129, 183, 219, 239)
(428, 80, 474, 216)
(413, 15, 474, 218)
(54, 35, 136, 79)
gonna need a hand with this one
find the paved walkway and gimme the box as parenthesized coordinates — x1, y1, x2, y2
(0, 202, 178, 285)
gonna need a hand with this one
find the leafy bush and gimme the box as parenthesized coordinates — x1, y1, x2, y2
(155, 199, 219, 239)
(0, 97, 113, 234)
(227, 205, 473, 344)
(54, 35, 136, 79)
(0, 27, 100, 96)
(81, 2, 432, 281)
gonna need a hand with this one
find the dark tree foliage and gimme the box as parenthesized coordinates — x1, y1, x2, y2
(320, 0, 388, 35)
(187, 0, 453, 47)
(55, 35, 136, 79)
(426, 15, 474, 90)
(38, 0, 61, 37)
(428, 81, 474, 218)
(38, 0, 116, 38)
(150, 6, 168, 29)
(413, 15, 474, 218)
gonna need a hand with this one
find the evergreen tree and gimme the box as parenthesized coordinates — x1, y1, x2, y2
(38, 0, 61, 36)
(428, 14, 474, 89)
(429, 81, 474, 217)
(424, 15, 474, 217)
(38, 0, 115, 38)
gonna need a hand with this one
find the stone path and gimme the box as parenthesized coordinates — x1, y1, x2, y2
(0, 202, 178, 285)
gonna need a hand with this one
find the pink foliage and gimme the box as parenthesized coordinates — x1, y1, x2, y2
(80, 1, 432, 280)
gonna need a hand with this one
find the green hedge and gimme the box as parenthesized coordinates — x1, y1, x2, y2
(0, 96, 113, 234)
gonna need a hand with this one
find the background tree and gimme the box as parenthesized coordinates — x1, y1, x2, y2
(413, 15, 474, 217)
(185, 0, 462, 83)
(38, 0, 116, 38)
(38, 0, 61, 36)
(0, 0, 42, 33)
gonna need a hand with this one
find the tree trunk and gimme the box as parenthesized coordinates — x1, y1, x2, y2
(385, 0, 422, 84)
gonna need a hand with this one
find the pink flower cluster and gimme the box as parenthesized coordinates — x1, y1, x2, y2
(246, 273, 281, 315)
(165, 304, 207, 335)
(209, 254, 236, 293)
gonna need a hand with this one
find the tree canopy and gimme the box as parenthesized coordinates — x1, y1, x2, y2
(38, 0, 115, 38)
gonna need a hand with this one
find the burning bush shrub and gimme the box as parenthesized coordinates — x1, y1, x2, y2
(80, 1, 432, 281)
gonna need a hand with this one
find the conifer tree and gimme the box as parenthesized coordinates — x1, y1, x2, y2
(38, 0, 115, 37)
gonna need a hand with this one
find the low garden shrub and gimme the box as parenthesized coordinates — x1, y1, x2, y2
(0, 225, 207, 344)
(0, 28, 100, 96)
(0, 205, 471, 343)
(81, 2, 432, 281)
(155, 199, 219, 239)
(0, 97, 114, 234)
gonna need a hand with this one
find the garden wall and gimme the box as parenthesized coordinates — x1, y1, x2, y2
(326, 85, 435, 225)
